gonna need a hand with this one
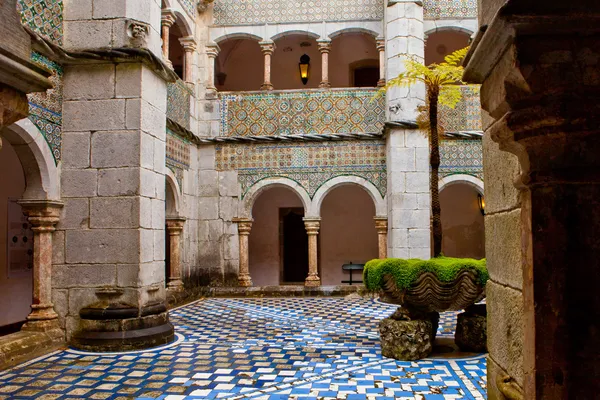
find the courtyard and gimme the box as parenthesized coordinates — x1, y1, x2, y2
(0, 297, 486, 399)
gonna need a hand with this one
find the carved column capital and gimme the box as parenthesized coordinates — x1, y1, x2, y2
(179, 36, 197, 52)
(206, 43, 220, 59)
(374, 217, 388, 233)
(18, 200, 62, 230)
(161, 10, 176, 27)
(303, 218, 321, 235)
(317, 39, 332, 54)
(259, 41, 275, 56)
(233, 218, 253, 235)
(376, 37, 385, 52)
(166, 217, 186, 234)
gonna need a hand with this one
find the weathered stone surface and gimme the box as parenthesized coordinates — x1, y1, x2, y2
(379, 317, 434, 361)
(63, 65, 115, 100)
(482, 132, 520, 214)
(65, 229, 140, 264)
(90, 197, 139, 228)
(61, 169, 97, 198)
(97, 168, 140, 196)
(91, 131, 141, 168)
(61, 132, 91, 168)
(455, 305, 487, 353)
(485, 210, 522, 290)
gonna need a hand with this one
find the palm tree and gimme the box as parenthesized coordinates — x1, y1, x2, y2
(382, 47, 469, 257)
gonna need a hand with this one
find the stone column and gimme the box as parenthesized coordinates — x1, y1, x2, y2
(18, 200, 63, 335)
(376, 37, 385, 87)
(374, 217, 388, 259)
(205, 43, 220, 97)
(160, 10, 176, 68)
(303, 218, 321, 287)
(259, 41, 275, 90)
(166, 218, 185, 291)
(317, 39, 331, 88)
(179, 36, 197, 84)
(233, 218, 253, 287)
(464, 2, 600, 398)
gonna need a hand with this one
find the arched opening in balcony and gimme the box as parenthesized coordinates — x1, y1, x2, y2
(270, 32, 322, 90)
(215, 36, 263, 92)
(329, 30, 380, 88)
(424, 29, 471, 66)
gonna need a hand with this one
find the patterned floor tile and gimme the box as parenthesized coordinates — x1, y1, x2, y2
(0, 298, 486, 399)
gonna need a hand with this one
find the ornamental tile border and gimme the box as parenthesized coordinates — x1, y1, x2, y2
(423, 0, 478, 19)
(213, 0, 383, 26)
(178, 0, 196, 16)
(440, 138, 483, 181)
(167, 79, 193, 131)
(219, 89, 385, 137)
(439, 86, 482, 133)
(17, 0, 63, 46)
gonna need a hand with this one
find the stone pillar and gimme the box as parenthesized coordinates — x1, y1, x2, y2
(303, 218, 321, 287)
(160, 10, 176, 68)
(180, 36, 197, 84)
(376, 37, 385, 87)
(18, 200, 63, 335)
(374, 217, 388, 259)
(317, 39, 331, 88)
(166, 218, 185, 291)
(233, 218, 253, 287)
(464, 2, 600, 398)
(205, 43, 220, 97)
(259, 41, 275, 91)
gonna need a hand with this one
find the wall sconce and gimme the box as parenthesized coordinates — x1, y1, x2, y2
(299, 54, 310, 85)
(478, 193, 485, 216)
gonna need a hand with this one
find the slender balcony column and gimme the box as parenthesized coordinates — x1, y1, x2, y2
(259, 41, 275, 90)
(160, 9, 176, 68)
(179, 36, 197, 84)
(317, 39, 332, 88)
(18, 200, 63, 333)
(166, 217, 186, 291)
(205, 43, 220, 96)
(374, 217, 388, 259)
(233, 218, 253, 287)
(376, 37, 386, 87)
(303, 218, 321, 287)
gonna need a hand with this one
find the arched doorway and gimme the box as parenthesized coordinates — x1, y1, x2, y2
(440, 182, 485, 259)
(319, 184, 378, 285)
(329, 31, 379, 87)
(215, 36, 263, 91)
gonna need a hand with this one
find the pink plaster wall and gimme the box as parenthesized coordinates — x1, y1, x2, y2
(216, 39, 263, 92)
(0, 140, 31, 328)
(425, 30, 471, 66)
(320, 185, 378, 285)
(249, 187, 303, 286)
(440, 183, 485, 259)
(329, 33, 378, 87)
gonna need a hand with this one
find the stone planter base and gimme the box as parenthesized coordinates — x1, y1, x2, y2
(455, 304, 487, 353)
(379, 313, 437, 361)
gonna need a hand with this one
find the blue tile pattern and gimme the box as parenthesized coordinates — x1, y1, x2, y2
(0, 298, 486, 399)
(423, 0, 477, 19)
(440, 139, 483, 181)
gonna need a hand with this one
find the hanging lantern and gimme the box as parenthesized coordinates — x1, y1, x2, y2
(477, 193, 485, 216)
(299, 54, 310, 85)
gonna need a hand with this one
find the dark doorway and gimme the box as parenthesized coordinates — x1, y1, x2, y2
(353, 66, 379, 87)
(280, 208, 309, 283)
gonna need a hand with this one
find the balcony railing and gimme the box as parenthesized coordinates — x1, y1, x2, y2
(423, 0, 477, 19)
(439, 85, 482, 133)
(167, 78, 194, 130)
(219, 88, 386, 137)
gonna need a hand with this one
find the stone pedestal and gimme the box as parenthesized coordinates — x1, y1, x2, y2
(455, 305, 487, 353)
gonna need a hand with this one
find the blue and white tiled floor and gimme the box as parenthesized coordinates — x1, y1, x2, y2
(0, 297, 486, 399)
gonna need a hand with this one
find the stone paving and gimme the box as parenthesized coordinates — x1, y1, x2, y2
(0, 297, 486, 399)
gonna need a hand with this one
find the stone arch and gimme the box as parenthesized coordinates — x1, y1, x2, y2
(439, 174, 484, 195)
(213, 32, 263, 44)
(241, 177, 311, 219)
(173, 10, 193, 37)
(328, 27, 380, 40)
(270, 30, 320, 42)
(309, 176, 386, 218)
(165, 169, 181, 218)
(424, 25, 475, 38)
(1, 119, 60, 201)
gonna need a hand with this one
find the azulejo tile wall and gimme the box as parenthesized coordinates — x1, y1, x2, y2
(28, 52, 63, 162)
(216, 140, 387, 198)
(167, 129, 191, 188)
(439, 85, 482, 134)
(17, 0, 63, 46)
(440, 138, 483, 180)
(213, 0, 383, 25)
(423, 0, 477, 19)
(220, 89, 385, 137)
(179, 0, 196, 16)
(167, 79, 193, 130)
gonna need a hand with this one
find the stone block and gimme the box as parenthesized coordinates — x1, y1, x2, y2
(61, 132, 90, 169)
(65, 229, 140, 264)
(405, 172, 429, 193)
(139, 261, 164, 287)
(90, 197, 140, 228)
(64, 20, 112, 50)
(207, 220, 224, 241)
(151, 198, 165, 229)
(116, 264, 139, 287)
(139, 196, 152, 228)
(416, 193, 430, 209)
(199, 170, 218, 196)
(485, 209, 522, 290)
(64, 0, 92, 20)
(386, 129, 405, 148)
(153, 137, 166, 173)
(408, 228, 430, 248)
(389, 227, 409, 248)
(52, 230, 65, 264)
(389, 193, 417, 210)
(483, 133, 521, 214)
(405, 130, 428, 148)
(61, 169, 97, 198)
(219, 197, 235, 220)
(409, 247, 430, 259)
(140, 228, 154, 263)
(141, 100, 166, 140)
(198, 220, 210, 242)
(97, 168, 141, 197)
(199, 197, 219, 220)
(389, 148, 416, 172)
(140, 133, 154, 169)
(58, 198, 89, 230)
(139, 167, 157, 198)
(219, 171, 240, 197)
(224, 234, 239, 260)
(64, 65, 115, 101)
(393, 209, 429, 229)
(415, 147, 429, 171)
(51, 289, 68, 324)
(141, 66, 167, 112)
(388, 175, 406, 194)
(153, 230, 165, 261)
(63, 99, 126, 132)
(115, 63, 142, 99)
(53, 264, 116, 288)
(389, 247, 410, 259)
(91, 131, 141, 168)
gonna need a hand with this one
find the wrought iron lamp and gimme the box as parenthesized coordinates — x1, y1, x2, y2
(477, 193, 485, 216)
(299, 54, 310, 85)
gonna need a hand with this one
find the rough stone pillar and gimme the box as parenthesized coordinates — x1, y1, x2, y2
(259, 41, 275, 91)
(180, 36, 197, 84)
(376, 37, 385, 87)
(317, 39, 331, 88)
(464, 2, 600, 398)
(160, 10, 176, 68)
(166, 218, 185, 291)
(303, 218, 321, 287)
(205, 43, 220, 97)
(18, 200, 63, 336)
(374, 217, 388, 259)
(233, 218, 253, 287)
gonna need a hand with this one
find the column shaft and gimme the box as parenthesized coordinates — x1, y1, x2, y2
(205, 44, 220, 95)
(235, 219, 253, 287)
(304, 218, 321, 287)
(376, 37, 385, 87)
(318, 40, 331, 88)
(259, 41, 275, 90)
(179, 37, 197, 83)
(166, 218, 185, 291)
(374, 217, 388, 259)
(161, 11, 175, 67)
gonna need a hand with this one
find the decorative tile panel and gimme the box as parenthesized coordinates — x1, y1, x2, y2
(216, 140, 387, 198)
(440, 138, 483, 180)
(167, 79, 193, 130)
(220, 89, 385, 137)
(439, 85, 482, 133)
(17, 0, 63, 46)
(167, 130, 191, 169)
(178, 0, 196, 16)
(28, 52, 63, 162)
(423, 0, 477, 19)
(213, 0, 383, 26)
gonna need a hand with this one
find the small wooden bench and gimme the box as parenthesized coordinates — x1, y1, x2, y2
(342, 263, 365, 285)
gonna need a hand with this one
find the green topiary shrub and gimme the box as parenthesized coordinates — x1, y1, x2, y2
(363, 256, 488, 292)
